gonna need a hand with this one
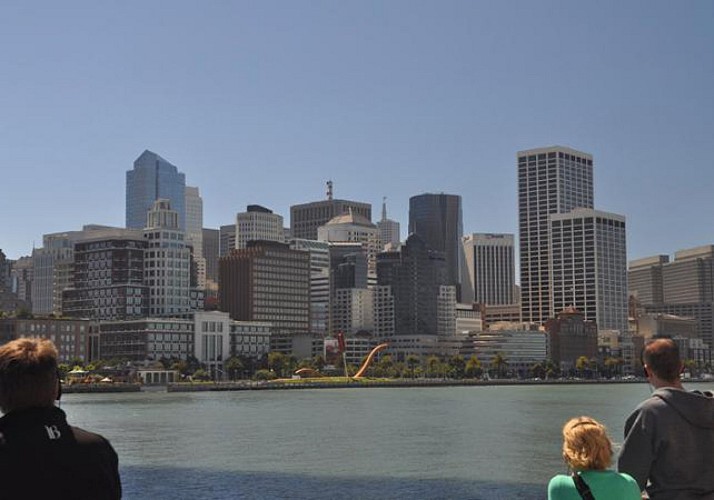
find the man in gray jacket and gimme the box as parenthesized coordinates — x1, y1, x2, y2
(618, 338, 714, 499)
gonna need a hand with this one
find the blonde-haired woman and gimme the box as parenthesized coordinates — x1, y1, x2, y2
(548, 417, 640, 500)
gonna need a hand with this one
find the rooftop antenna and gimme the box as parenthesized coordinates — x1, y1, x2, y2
(326, 180, 333, 201)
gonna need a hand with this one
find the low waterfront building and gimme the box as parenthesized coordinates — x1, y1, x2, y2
(545, 307, 598, 372)
(0, 317, 98, 363)
(463, 328, 547, 376)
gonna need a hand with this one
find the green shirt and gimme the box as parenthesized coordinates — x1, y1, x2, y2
(548, 470, 641, 500)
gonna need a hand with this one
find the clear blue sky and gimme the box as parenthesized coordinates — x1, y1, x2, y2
(1, 1, 712, 262)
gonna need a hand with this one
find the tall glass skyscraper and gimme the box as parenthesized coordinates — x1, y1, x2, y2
(408, 193, 463, 298)
(126, 150, 186, 230)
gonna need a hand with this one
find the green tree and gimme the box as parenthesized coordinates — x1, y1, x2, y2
(529, 362, 546, 379)
(491, 352, 507, 378)
(192, 368, 210, 381)
(15, 307, 33, 319)
(268, 352, 290, 377)
(465, 355, 483, 379)
(426, 355, 442, 379)
(225, 356, 245, 381)
(449, 354, 466, 379)
(405, 354, 420, 378)
(254, 369, 277, 381)
(575, 356, 590, 377)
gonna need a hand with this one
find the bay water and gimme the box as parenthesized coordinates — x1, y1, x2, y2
(60, 383, 711, 499)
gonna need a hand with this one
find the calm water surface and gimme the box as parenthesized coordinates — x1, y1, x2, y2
(60, 383, 712, 499)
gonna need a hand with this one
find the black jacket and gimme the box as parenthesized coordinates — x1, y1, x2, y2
(0, 406, 121, 500)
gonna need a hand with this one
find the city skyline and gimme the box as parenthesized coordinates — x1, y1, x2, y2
(1, 2, 713, 261)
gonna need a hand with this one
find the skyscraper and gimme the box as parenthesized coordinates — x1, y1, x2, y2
(518, 146, 594, 325)
(376, 234, 449, 337)
(377, 197, 400, 249)
(408, 193, 463, 298)
(235, 205, 284, 249)
(219, 241, 309, 337)
(290, 182, 371, 240)
(549, 209, 627, 333)
(462, 233, 515, 305)
(126, 150, 186, 231)
(143, 199, 198, 316)
(185, 186, 205, 288)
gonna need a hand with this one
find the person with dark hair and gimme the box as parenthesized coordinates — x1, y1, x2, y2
(0, 338, 121, 499)
(618, 338, 714, 499)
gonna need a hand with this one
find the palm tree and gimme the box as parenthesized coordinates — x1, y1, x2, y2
(465, 355, 483, 379)
(406, 354, 420, 378)
(491, 352, 507, 378)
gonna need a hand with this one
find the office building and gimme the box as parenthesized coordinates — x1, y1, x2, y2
(202, 228, 220, 298)
(10, 256, 33, 307)
(126, 150, 186, 230)
(408, 193, 463, 298)
(290, 182, 371, 240)
(185, 186, 205, 289)
(143, 200, 201, 317)
(377, 197, 400, 249)
(0, 317, 98, 363)
(290, 239, 330, 335)
(235, 205, 285, 249)
(545, 307, 598, 371)
(62, 230, 149, 320)
(377, 234, 449, 337)
(219, 241, 310, 339)
(31, 226, 118, 316)
(462, 233, 516, 305)
(518, 146, 594, 325)
(318, 212, 380, 281)
(549, 209, 628, 333)
(630, 246, 714, 348)
(219, 224, 236, 258)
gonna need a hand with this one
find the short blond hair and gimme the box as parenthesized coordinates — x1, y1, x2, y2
(562, 416, 613, 471)
(0, 338, 59, 413)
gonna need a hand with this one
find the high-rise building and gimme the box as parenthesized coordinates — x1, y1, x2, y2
(318, 212, 380, 282)
(461, 233, 515, 305)
(202, 228, 220, 298)
(549, 209, 628, 333)
(143, 200, 201, 317)
(9, 256, 33, 307)
(31, 226, 118, 315)
(408, 193, 463, 298)
(518, 146, 594, 325)
(219, 241, 310, 338)
(376, 234, 450, 337)
(290, 183, 371, 240)
(185, 186, 205, 288)
(629, 255, 669, 305)
(290, 239, 330, 336)
(219, 224, 236, 258)
(126, 150, 186, 230)
(62, 230, 149, 320)
(235, 205, 284, 249)
(630, 246, 714, 348)
(377, 197, 400, 249)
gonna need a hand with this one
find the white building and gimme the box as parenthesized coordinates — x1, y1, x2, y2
(549, 208, 627, 333)
(467, 329, 547, 374)
(235, 205, 285, 249)
(332, 288, 374, 335)
(437, 285, 457, 336)
(376, 197, 400, 249)
(518, 146, 594, 325)
(461, 233, 515, 305)
(144, 200, 195, 317)
(318, 212, 380, 283)
(290, 239, 330, 335)
(185, 186, 206, 289)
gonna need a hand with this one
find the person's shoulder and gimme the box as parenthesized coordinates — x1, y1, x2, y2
(616, 472, 643, 497)
(69, 424, 115, 450)
(547, 474, 574, 497)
